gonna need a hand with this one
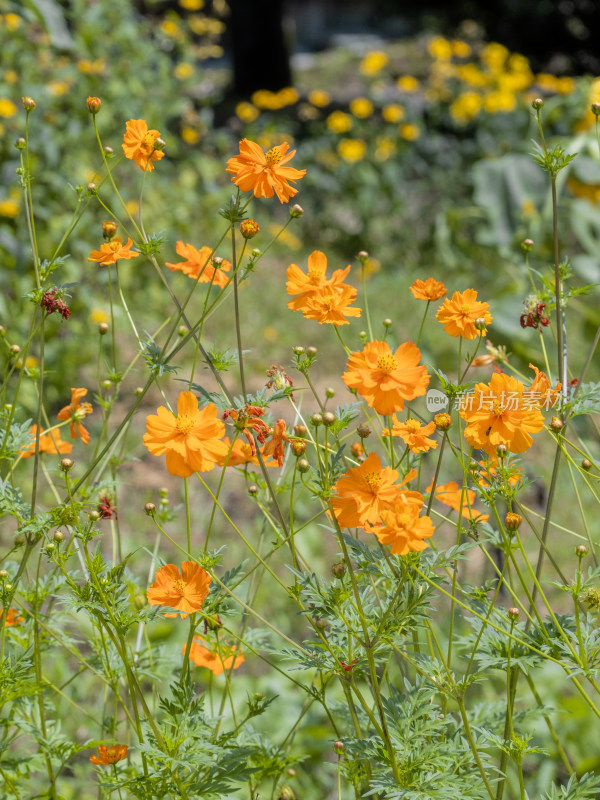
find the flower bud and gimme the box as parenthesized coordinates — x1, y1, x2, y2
(87, 96, 101, 114)
(134, 594, 147, 609)
(253, 692, 264, 701)
(581, 458, 592, 471)
(102, 220, 118, 240)
(277, 787, 296, 800)
(293, 345, 305, 356)
(0, 570, 8, 580)
(383, 318, 392, 328)
(325, 387, 335, 398)
(89, 510, 101, 521)
(434, 413, 451, 431)
(496, 443, 508, 458)
(53, 530, 64, 543)
(294, 424, 307, 437)
(9, 344, 20, 356)
(102, 379, 112, 390)
(507, 607, 520, 621)
(15, 137, 25, 150)
(475, 317, 487, 331)
(240, 219, 260, 239)
(322, 411, 336, 427)
(248, 484, 258, 496)
(575, 544, 588, 558)
(135, 386, 144, 396)
(104, 145, 114, 156)
(357, 423, 371, 438)
(357, 250, 369, 263)
(45, 542, 56, 554)
(144, 502, 156, 516)
(521, 238, 534, 251)
(592, 102, 600, 116)
(60, 458, 73, 472)
(205, 615, 222, 630)
(314, 617, 329, 630)
(310, 413, 323, 427)
(297, 458, 310, 473)
(504, 512, 522, 531)
(331, 561, 346, 579)
(153, 137, 166, 151)
(98, 322, 109, 335)
(251, 248, 261, 257)
(333, 741, 345, 755)
(289, 204, 304, 218)
(14, 533, 26, 547)
(350, 442, 364, 459)
(306, 346, 317, 356)
(291, 440, 306, 457)
(531, 97, 544, 110)
(212, 255, 223, 268)
(550, 416, 563, 431)
(4, 583, 13, 592)
(21, 96, 36, 110)
(584, 587, 600, 609)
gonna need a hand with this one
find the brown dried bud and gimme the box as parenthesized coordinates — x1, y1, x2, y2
(581, 458, 592, 471)
(291, 440, 307, 457)
(60, 458, 73, 472)
(331, 561, 346, 579)
(86, 96, 101, 114)
(293, 424, 307, 438)
(297, 458, 310, 473)
(550, 416, 563, 431)
(322, 411, 336, 427)
(434, 413, 451, 431)
(357, 423, 371, 438)
(144, 502, 156, 516)
(575, 544, 588, 558)
(504, 512, 522, 531)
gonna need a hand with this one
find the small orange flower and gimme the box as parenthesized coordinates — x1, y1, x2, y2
(382, 417, 438, 453)
(147, 561, 211, 618)
(57, 388, 93, 445)
(143, 391, 228, 477)
(215, 438, 278, 468)
(261, 419, 291, 466)
(436, 289, 492, 339)
(88, 238, 139, 265)
(330, 452, 405, 530)
(89, 744, 128, 766)
(286, 250, 354, 311)
(122, 119, 165, 171)
(226, 138, 306, 203)
(527, 363, 561, 410)
(342, 340, 430, 416)
(21, 425, 72, 458)
(298, 283, 361, 326)
(186, 636, 245, 675)
(410, 278, 447, 301)
(374, 495, 435, 555)
(166, 242, 232, 288)
(0, 608, 24, 627)
(426, 480, 489, 523)
(460, 372, 545, 456)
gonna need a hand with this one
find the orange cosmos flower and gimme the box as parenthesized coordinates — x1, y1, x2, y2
(89, 745, 128, 766)
(88, 238, 139, 265)
(374, 495, 435, 555)
(186, 636, 245, 675)
(286, 250, 354, 311)
(147, 561, 211, 618)
(475, 457, 523, 490)
(298, 283, 361, 326)
(261, 419, 291, 466)
(166, 242, 232, 288)
(426, 480, 489, 523)
(330, 452, 407, 530)
(527, 363, 561, 410)
(143, 391, 228, 477)
(410, 278, 447, 301)
(122, 119, 164, 171)
(382, 417, 438, 453)
(215, 438, 278, 468)
(436, 289, 492, 339)
(21, 425, 72, 458)
(57, 388, 93, 445)
(226, 138, 306, 203)
(0, 608, 24, 627)
(342, 340, 430, 416)
(460, 372, 545, 456)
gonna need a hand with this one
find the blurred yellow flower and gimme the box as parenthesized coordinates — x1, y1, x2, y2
(161, 18, 183, 38)
(90, 308, 109, 325)
(235, 101, 259, 122)
(77, 59, 106, 75)
(267, 223, 301, 250)
(338, 138, 367, 162)
(428, 37, 453, 61)
(48, 81, 70, 96)
(252, 89, 284, 110)
(0, 199, 19, 218)
(481, 42, 509, 72)
(349, 97, 374, 118)
(521, 199, 537, 217)
(4, 70, 18, 84)
(175, 62, 194, 80)
(263, 326, 278, 341)
(179, 0, 204, 8)
(327, 110, 352, 133)
(375, 136, 396, 161)
(382, 103, 404, 123)
(452, 40, 471, 58)
(359, 51, 389, 76)
(396, 75, 420, 92)
(399, 123, 420, 141)
(484, 90, 516, 113)
(363, 257, 381, 277)
(277, 87, 299, 105)
(188, 14, 208, 34)
(2, 13, 21, 30)
(556, 76, 575, 94)
(181, 126, 200, 144)
(450, 92, 482, 124)
(126, 200, 139, 216)
(0, 99, 17, 117)
(316, 149, 339, 169)
(308, 90, 331, 107)
(457, 63, 488, 87)
(575, 77, 600, 131)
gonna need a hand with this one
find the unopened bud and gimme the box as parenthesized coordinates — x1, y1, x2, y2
(333, 741, 345, 755)
(357, 250, 369, 263)
(153, 137, 166, 151)
(253, 692, 264, 701)
(496, 443, 508, 457)
(87, 182, 97, 193)
(522, 238, 534, 251)
(291, 440, 306, 457)
(504, 512, 522, 531)
(205, 615, 222, 630)
(102, 379, 112, 390)
(531, 97, 544, 110)
(60, 458, 73, 472)
(4, 583, 13, 592)
(592, 102, 600, 116)
(550, 416, 563, 431)
(294, 424, 307, 437)
(251, 248, 261, 257)
(350, 442, 364, 458)
(103, 145, 114, 156)
(314, 617, 328, 630)
(331, 561, 346, 579)
(293, 345, 305, 356)
(325, 387, 335, 398)
(134, 594, 146, 609)
(45, 542, 56, 554)
(289, 204, 304, 218)
(212, 255, 223, 267)
(322, 411, 336, 427)
(14, 534, 26, 546)
(89, 510, 101, 521)
(475, 317, 487, 331)
(102, 220, 117, 240)
(86, 96, 101, 114)
(0, 570, 7, 580)
(135, 386, 144, 396)
(306, 346, 317, 356)
(507, 607, 520, 621)
(22, 96, 36, 110)
(15, 137, 26, 150)
(357, 423, 371, 438)
(297, 458, 310, 473)
(277, 786, 296, 800)
(434, 413, 451, 431)
(310, 413, 323, 427)
(240, 219, 260, 239)
(383, 318, 392, 328)
(9, 344, 20, 356)
(581, 458, 592, 471)
(53, 530, 64, 543)
(178, 325, 187, 337)
(248, 484, 258, 496)
(144, 502, 156, 516)
(98, 322, 109, 335)
(575, 544, 588, 558)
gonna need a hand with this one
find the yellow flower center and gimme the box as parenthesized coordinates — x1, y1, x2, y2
(396, 513, 410, 529)
(364, 471, 382, 491)
(308, 268, 323, 283)
(176, 413, 196, 435)
(376, 354, 398, 374)
(109, 239, 122, 252)
(405, 419, 420, 432)
(173, 579, 187, 595)
(73, 402, 93, 421)
(491, 399, 504, 416)
(142, 132, 157, 151)
(460, 304, 471, 314)
(265, 147, 283, 166)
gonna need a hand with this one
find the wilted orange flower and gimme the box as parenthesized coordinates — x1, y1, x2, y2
(147, 561, 211, 618)
(122, 119, 164, 171)
(410, 278, 447, 301)
(342, 340, 430, 416)
(0, 608, 24, 627)
(331, 452, 405, 529)
(528, 363, 561, 410)
(89, 745, 128, 766)
(216, 437, 278, 467)
(374, 495, 435, 555)
(382, 417, 438, 453)
(460, 372, 545, 456)
(261, 419, 290, 466)
(436, 289, 492, 339)
(299, 283, 361, 325)
(57, 388, 93, 445)
(226, 139, 306, 203)
(426, 480, 489, 523)
(21, 425, 72, 458)
(88, 238, 139, 265)
(186, 636, 245, 674)
(143, 391, 228, 477)
(166, 242, 231, 288)
(286, 250, 353, 311)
